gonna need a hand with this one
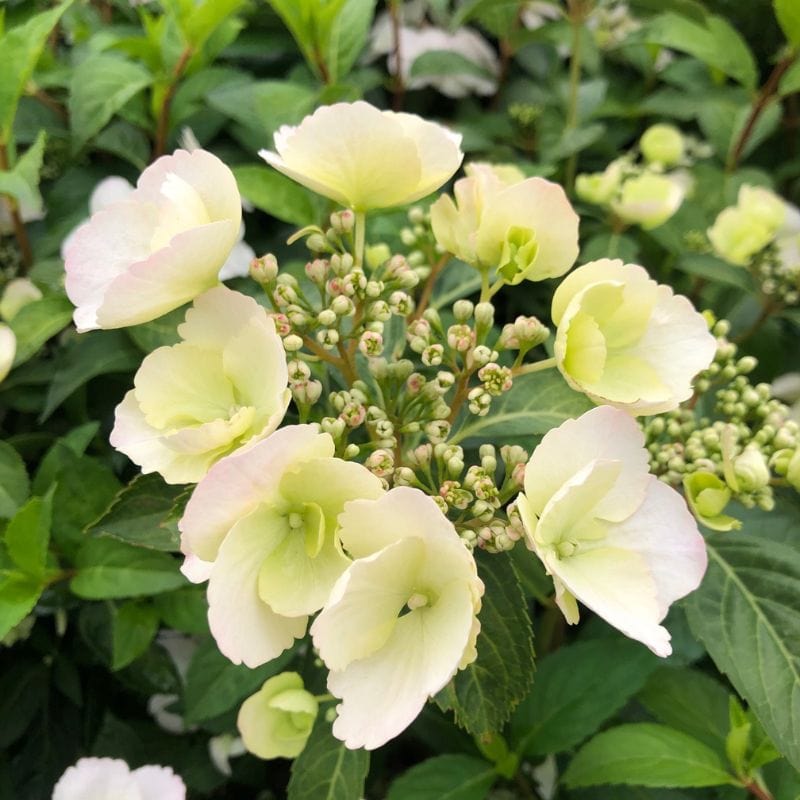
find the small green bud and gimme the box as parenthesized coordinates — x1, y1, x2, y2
(640, 123, 685, 166)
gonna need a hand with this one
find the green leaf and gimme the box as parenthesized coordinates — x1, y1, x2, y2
(637, 667, 730, 755)
(386, 754, 496, 800)
(774, 0, 800, 46)
(0, 441, 29, 520)
(8, 294, 73, 367)
(86, 474, 186, 552)
(409, 50, 494, 82)
(685, 536, 800, 771)
(563, 724, 738, 788)
(439, 553, 535, 737)
(181, 0, 248, 51)
(31, 422, 99, 495)
(71, 538, 186, 599)
(449, 370, 593, 446)
(68, 53, 152, 150)
(0, 0, 75, 142)
(41, 330, 140, 421)
(780, 59, 800, 97)
(154, 586, 209, 635)
(126, 306, 185, 353)
(233, 164, 323, 227)
(641, 12, 757, 89)
(0, 566, 42, 640)
(287, 717, 370, 800)
(327, 0, 376, 83)
(206, 79, 316, 138)
(510, 638, 659, 757)
(0, 130, 47, 217)
(111, 602, 159, 671)
(183, 638, 292, 723)
(4, 491, 52, 578)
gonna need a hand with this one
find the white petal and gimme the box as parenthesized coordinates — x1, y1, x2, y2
(179, 425, 331, 562)
(131, 765, 186, 799)
(207, 506, 307, 667)
(53, 758, 140, 800)
(523, 405, 649, 521)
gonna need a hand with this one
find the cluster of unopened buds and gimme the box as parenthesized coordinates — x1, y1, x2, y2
(643, 318, 800, 529)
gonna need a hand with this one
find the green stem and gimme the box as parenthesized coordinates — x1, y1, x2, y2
(512, 357, 557, 377)
(315, 693, 335, 703)
(563, 6, 584, 192)
(354, 210, 366, 269)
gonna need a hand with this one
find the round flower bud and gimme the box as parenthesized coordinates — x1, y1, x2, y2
(283, 334, 303, 351)
(251, 253, 279, 284)
(238, 672, 318, 759)
(732, 447, 770, 492)
(453, 300, 474, 321)
(317, 309, 337, 326)
(640, 124, 685, 167)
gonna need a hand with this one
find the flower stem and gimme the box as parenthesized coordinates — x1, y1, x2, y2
(389, 0, 405, 111)
(410, 254, 450, 321)
(512, 357, 557, 377)
(0, 142, 33, 270)
(563, 0, 586, 192)
(153, 45, 193, 159)
(354, 210, 366, 269)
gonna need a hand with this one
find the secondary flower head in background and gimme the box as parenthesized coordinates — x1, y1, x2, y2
(110, 285, 290, 484)
(238, 672, 318, 759)
(551, 258, 716, 414)
(311, 487, 483, 750)
(52, 757, 185, 800)
(0, 277, 42, 321)
(179, 424, 383, 668)
(639, 123, 685, 167)
(430, 162, 580, 283)
(610, 170, 689, 230)
(516, 406, 707, 657)
(64, 148, 242, 331)
(708, 184, 787, 266)
(369, 14, 499, 98)
(259, 101, 463, 211)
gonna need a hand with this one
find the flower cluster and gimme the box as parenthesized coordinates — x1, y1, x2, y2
(61, 100, 723, 761)
(576, 123, 698, 230)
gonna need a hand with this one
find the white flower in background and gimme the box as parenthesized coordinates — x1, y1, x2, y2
(772, 372, 800, 422)
(52, 757, 185, 800)
(575, 159, 626, 206)
(516, 406, 707, 657)
(110, 285, 290, 484)
(0, 324, 16, 384)
(311, 488, 483, 750)
(260, 101, 463, 211)
(179, 424, 383, 668)
(431, 162, 579, 283)
(209, 733, 247, 776)
(370, 13, 499, 98)
(238, 672, 318, 759)
(520, 1, 562, 30)
(64, 149, 242, 331)
(0, 278, 42, 321)
(551, 259, 716, 414)
(147, 631, 198, 735)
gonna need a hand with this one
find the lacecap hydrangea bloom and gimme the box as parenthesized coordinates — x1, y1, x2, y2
(238, 672, 318, 759)
(516, 406, 707, 657)
(179, 424, 383, 668)
(551, 258, 716, 414)
(111, 286, 290, 484)
(259, 101, 463, 211)
(64, 148, 242, 331)
(52, 757, 185, 800)
(430, 162, 580, 283)
(311, 488, 483, 750)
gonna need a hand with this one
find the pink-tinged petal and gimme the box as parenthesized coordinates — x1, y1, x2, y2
(94, 220, 237, 329)
(89, 176, 134, 214)
(131, 765, 186, 800)
(523, 405, 649, 521)
(135, 149, 241, 223)
(52, 758, 140, 800)
(326, 576, 477, 750)
(64, 201, 159, 332)
(179, 425, 332, 562)
(208, 506, 307, 667)
(177, 284, 266, 349)
(181, 552, 214, 583)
